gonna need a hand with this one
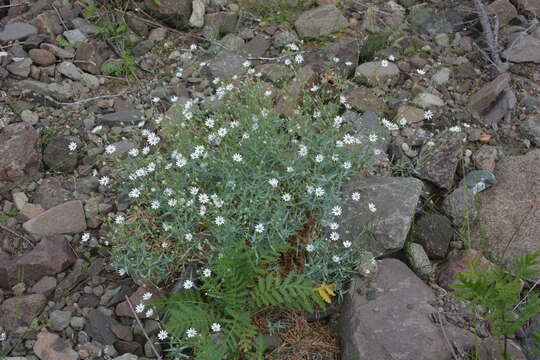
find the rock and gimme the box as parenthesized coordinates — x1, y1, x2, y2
(49, 310, 72, 331)
(276, 65, 316, 117)
(206, 51, 245, 80)
(340, 175, 423, 257)
(413, 92, 445, 107)
(345, 111, 391, 152)
(144, 0, 192, 28)
(345, 86, 385, 113)
(29, 276, 57, 296)
(502, 34, 540, 64)
(409, 5, 462, 35)
(396, 105, 424, 124)
(99, 110, 143, 124)
(16, 79, 73, 100)
(416, 130, 465, 189)
(20, 109, 39, 125)
(355, 61, 399, 87)
(516, 0, 540, 17)
(32, 11, 63, 38)
(340, 259, 475, 359)
(435, 33, 450, 47)
(29, 49, 56, 66)
(273, 31, 298, 48)
(81, 73, 100, 90)
(70, 316, 85, 330)
(189, 0, 206, 28)
(404, 242, 432, 279)
(211, 34, 243, 54)
(438, 249, 493, 290)
(84, 309, 118, 345)
(473, 145, 498, 172)
(479, 338, 527, 360)
(242, 34, 271, 58)
(442, 187, 478, 227)
(520, 115, 540, 145)
(0, 236, 76, 289)
(459, 170, 496, 194)
(34, 178, 74, 209)
(294, 5, 348, 38)
(34, 331, 78, 360)
(111, 322, 133, 341)
(115, 286, 159, 318)
(7, 58, 32, 77)
(412, 213, 453, 259)
(473, 150, 540, 276)
(43, 136, 78, 172)
(304, 37, 360, 78)
(468, 73, 510, 114)
(0, 122, 41, 183)
(79, 293, 100, 308)
(113, 354, 138, 360)
(0, 294, 47, 332)
(132, 40, 154, 57)
(23, 200, 87, 236)
(483, 89, 516, 125)
(0, 23, 38, 42)
(75, 42, 103, 74)
(203, 12, 237, 39)
(13, 191, 28, 210)
(487, 0, 518, 25)
(57, 61, 83, 80)
(254, 63, 293, 84)
(432, 67, 451, 85)
(63, 29, 86, 45)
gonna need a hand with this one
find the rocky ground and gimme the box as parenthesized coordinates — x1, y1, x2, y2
(0, 0, 539, 359)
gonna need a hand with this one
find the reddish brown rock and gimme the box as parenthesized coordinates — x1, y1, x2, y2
(438, 249, 494, 290)
(32, 10, 64, 38)
(487, 0, 518, 25)
(115, 285, 160, 318)
(20, 203, 45, 220)
(0, 236, 76, 289)
(23, 200, 87, 236)
(75, 41, 103, 74)
(0, 294, 47, 332)
(33, 331, 78, 360)
(29, 49, 56, 66)
(0, 122, 41, 183)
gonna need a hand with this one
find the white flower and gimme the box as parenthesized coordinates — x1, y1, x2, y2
(449, 126, 461, 133)
(381, 59, 389, 67)
(215, 216, 225, 226)
(98, 176, 110, 186)
(186, 328, 198, 338)
(369, 134, 378, 142)
(161, 241, 169, 248)
(118, 268, 127, 276)
(298, 145, 308, 157)
(168, 199, 177, 207)
(255, 223, 265, 233)
(351, 192, 360, 201)
(158, 330, 168, 340)
(314, 187, 325, 197)
(333, 115, 343, 128)
(135, 303, 145, 313)
(81, 233, 90, 242)
(242, 132, 250, 139)
(205, 118, 215, 128)
(399, 117, 408, 126)
(232, 153, 243, 162)
(203, 268, 212, 277)
(268, 178, 279, 187)
(282, 193, 292, 202)
(145, 308, 154, 317)
(164, 188, 173, 196)
(368, 203, 377, 212)
(151, 97, 160, 103)
(382, 118, 399, 131)
(185, 233, 193, 241)
(343, 134, 355, 145)
(264, 90, 272, 97)
(0, 332, 6, 342)
(143, 292, 153, 301)
(284, 58, 292, 66)
(343, 241, 352, 248)
(176, 70, 183, 78)
(242, 60, 251, 67)
(331, 206, 342, 216)
(115, 215, 125, 224)
(128, 148, 139, 157)
(315, 154, 324, 163)
(129, 188, 141, 198)
(342, 161, 352, 169)
(211, 323, 221, 332)
(218, 127, 228, 137)
(198, 193, 209, 204)
(424, 110, 433, 120)
(286, 167, 294, 173)
(105, 145, 116, 154)
(184, 280, 194, 289)
(330, 232, 340, 241)
(332, 255, 341, 263)
(190, 44, 197, 51)
(190, 187, 199, 195)
(91, 125, 103, 133)
(151, 200, 160, 209)
(427, 140, 435, 146)
(306, 244, 315, 252)
(416, 68, 426, 75)
(332, 57, 340, 63)
(310, 85, 319, 92)
(330, 222, 339, 230)
(388, 55, 396, 61)
(170, 96, 178, 102)
(68, 142, 77, 152)
(345, 61, 353, 66)
(294, 54, 304, 64)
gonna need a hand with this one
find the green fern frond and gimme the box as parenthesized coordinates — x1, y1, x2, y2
(252, 272, 319, 312)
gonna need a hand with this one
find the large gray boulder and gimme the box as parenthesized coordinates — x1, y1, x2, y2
(340, 175, 423, 257)
(340, 259, 475, 359)
(502, 34, 540, 64)
(294, 5, 348, 38)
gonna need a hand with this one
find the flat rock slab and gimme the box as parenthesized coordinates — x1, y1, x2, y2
(340, 259, 474, 360)
(0, 122, 41, 183)
(98, 110, 143, 124)
(0, 22, 38, 42)
(474, 150, 540, 277)
(502, 35, 540, 64)
(468, 73, 510, 114)
(0, 236, 76, 289)
(341, 175, 423, 257)
(34, 331, 78, 360)
(23, 200, 87, 236)
(294, 5, 348, 37)
(0, 294, 47, 332)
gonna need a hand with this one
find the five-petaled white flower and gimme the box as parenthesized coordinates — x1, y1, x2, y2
(416, 68, 426, 75)
(115, 215, 125, 224)
(186, 328, 198, 338)
(268, 178, 279, 187)
(81, 233, 90, 242)
(255, 223, 265, 233)
(343, 241, 352, 248)
(211, 323, 221, 332)
(142, 292, 152, 301)
(331, 206, 342, 216)
(381, 59, 389, 67)
(282, 193, 292, 202)
(128, 148, 139, 157)
(215, 216, 225, 226)
(351, 192, 361, 201)
(232, 153, 243, 162)
(68, 142, 77, 152)
(388, 55, 396, 61)
(306, 244, 315, 252)
(135, 303, 145, 313)
(184, 280, 194, 289)
(330, 222, 339, 230)
(315, 154, 324, 163)
(342, 161, 352, 169)
(105, 145, 116, 154)
(99, 176, 110, 187)
(330, 232, 340, 241)
(170, 96, 178, 102)
(369, 134, 378, 143)
(151, 200, 160, 209)
(151, 97, 160, 103)
(332, 255, 341, 263)
(129, 188, 141, 198)
(203, 268, 212, 277)
(158, 330, 168, 340)
(424, 110, 434, 120)
(368, 203, 377, 212)
(185, 233, 193, 241)
(145, 308, 154, 317)
(315, 187, 325, 197)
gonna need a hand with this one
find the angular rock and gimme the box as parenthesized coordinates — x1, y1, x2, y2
(40, 43, 75, 59)
(340, 259, 475, 359)
(144, 0, 192, 28)
(99, 110, 143, 124)
(473, 150, 540, 276)
(459, 170, 496, 194)
(442, 187, 478, 227)
(412, 213, 453, 259)
(516, 0, 540, 17)
(242, 34, 271, 58)
(255, 63, 293, 84)
(432, 67, 451, 85)
(23, 200, 87, 236)
(85, 309, 118, 345)
(57, 61, 83, 80)
(49, 310, 72, 331)
(0, 236, 76, 289)
(473, 145, 498, 172)
(294, 5, 348, 37)
(340, 175, 423, 257)
(203, 12, 237, 39)
(29, 276, 57, 296)
(0, 122, 41, 183)
(75, 42, 103, 74)
(0, 294, 47, 332)
(7, 58, 32, 77)
(346, 85, 385, 113)
(416, 130, 465, 189)
(189, 0, 206, 28)
(43, 136, 78, 172)
(63, 29, 86, 45)
(132, 39, 154, 57)
(355, 60, 400, 87)
(32, 11, 63, 38)
(272, 31, 298, 48)
(468, 73, 510, 114)
(16, 79, 73, 100)
(206, 51, 246, 80)
(413, 92, 445, 107)
(396, 105, 424, 123)
(404, 242, 432, 279)
(0, 23, 38, 42)
(34, 177, 74, 209)
(21, 109, 39, 125)
(483, 88, 516, 125)
(520, 115, 540, 145)
(487, 0, 518, 25)
(502, 35, 540, 64)
(34, 331, 78, 360)
(409, 5, 462, 35)
(438, 249, 492, 290)
(304, 37, 360, 78)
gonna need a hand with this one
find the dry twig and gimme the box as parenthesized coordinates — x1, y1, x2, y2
(473, 0, 506, 74)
